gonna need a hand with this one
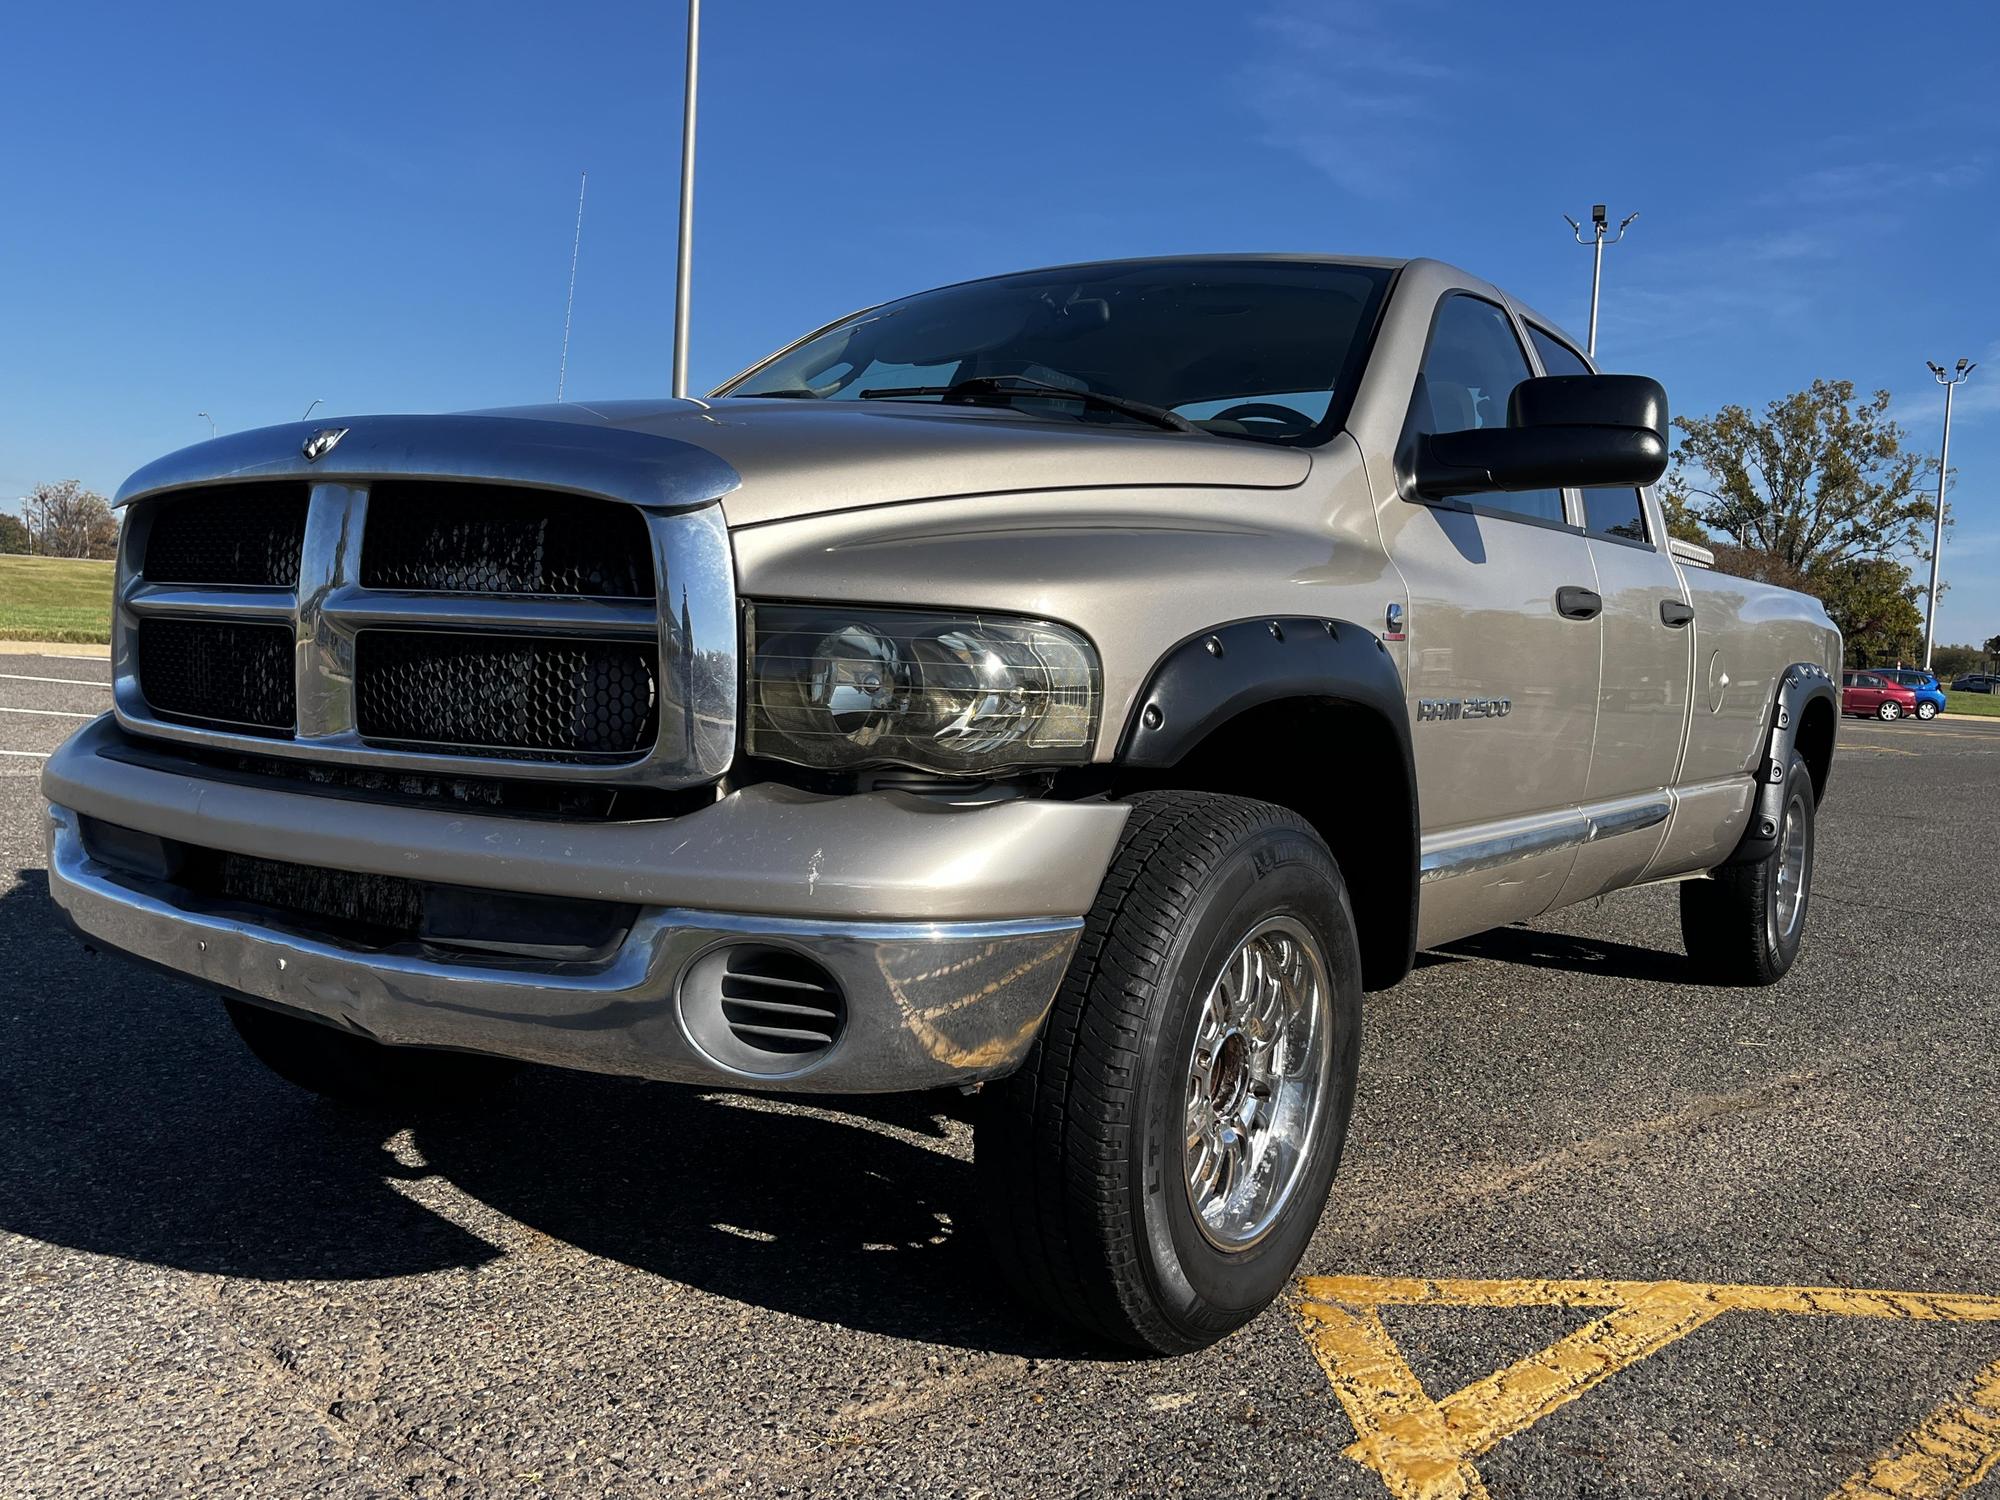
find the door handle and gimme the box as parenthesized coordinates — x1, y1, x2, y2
(1555, 586, 1603, 621)
(1660, 598, 1695, 628)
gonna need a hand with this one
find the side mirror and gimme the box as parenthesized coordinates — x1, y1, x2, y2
(1406, 374, 1668, 502)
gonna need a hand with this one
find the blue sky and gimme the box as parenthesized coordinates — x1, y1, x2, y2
(4, 0, 1996, 643)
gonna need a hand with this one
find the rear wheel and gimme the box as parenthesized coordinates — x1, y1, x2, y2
(1877, 701, 1902, 721)
(1916, 701, 1938, 721)
(975, 791, 1362, 1354)
(224, 998, 518, 1110)
(1680, 752, 1816, 986)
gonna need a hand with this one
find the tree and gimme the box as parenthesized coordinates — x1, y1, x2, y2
(1661, 380, 1940, 572)
(0, 513, 27, 554)
(1662, 381, 1943, 667)
(1986, 634, 2000, 658)
(24, 480, 118, 560)
(1812, 556, 1924, 667)
(1932, 644, 1989, 679)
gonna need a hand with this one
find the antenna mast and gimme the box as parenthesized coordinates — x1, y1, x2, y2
(557, 171, 588, 402)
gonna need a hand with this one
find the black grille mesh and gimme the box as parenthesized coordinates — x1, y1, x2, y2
(361, 483, 653, 597)
(138, 619, 295, 732)
(216, 852, 423, 940)
(355, 632, 658, 757)
(143, 485, 309, 587)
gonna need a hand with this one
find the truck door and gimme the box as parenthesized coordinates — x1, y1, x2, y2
(1523, 326, 1692, 904)
(1381, 293, 1604, 947)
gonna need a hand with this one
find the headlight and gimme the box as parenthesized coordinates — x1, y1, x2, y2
(745, 604, 1100, 773)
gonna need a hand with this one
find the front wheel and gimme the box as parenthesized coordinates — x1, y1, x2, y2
(1680, 752, 1816, 985)
(1877, 701, 1903, 721)
(1916, 701, 1938, 721)
(975, 792, 1362, 1354)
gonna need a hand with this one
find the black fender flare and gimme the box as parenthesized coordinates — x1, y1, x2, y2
(1116, 615, 1417, 989)
(1725, 661, 1837, 866)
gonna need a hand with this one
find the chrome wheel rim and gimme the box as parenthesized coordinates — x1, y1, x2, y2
(1880, 703, 1900, 720)
(1182, 916, 1333, 1251)
(1772, 797, 1810, 944)
(1918, 703, 1936, 719)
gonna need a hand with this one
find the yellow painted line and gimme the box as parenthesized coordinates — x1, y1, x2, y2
(1842, 744, 1920, 756)
(1301, 1275, 2000, 1321)
(1296, 1275, 2000, 1499)
(1297, 1300, 1488, 1500)
(1828, 1357, 2000, 1499)
(1430, 1283, 1724, 1455)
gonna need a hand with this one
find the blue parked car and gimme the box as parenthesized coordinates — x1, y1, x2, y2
(1874, 668, 1947, 720)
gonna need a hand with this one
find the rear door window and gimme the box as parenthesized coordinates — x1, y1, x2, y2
(1525, 325, 1653, 546)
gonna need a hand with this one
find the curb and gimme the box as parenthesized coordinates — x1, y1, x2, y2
(0, 641, 112, 659)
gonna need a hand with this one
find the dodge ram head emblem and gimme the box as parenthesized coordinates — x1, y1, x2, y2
(301, 427, 348, 462)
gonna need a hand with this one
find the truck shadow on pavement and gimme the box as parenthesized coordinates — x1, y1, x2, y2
(0, 871, 1086, 1357)
(1426, 922, 1724, 986)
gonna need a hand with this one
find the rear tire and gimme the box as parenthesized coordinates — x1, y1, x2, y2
(1680, 752, 1816, 986)
(223, 998, 518, 1110)
(1916, 701, 1938, 721)
(975, 791, 1362, 1354)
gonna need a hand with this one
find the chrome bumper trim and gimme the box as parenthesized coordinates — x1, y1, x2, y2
(45, 805, 1081, 1094)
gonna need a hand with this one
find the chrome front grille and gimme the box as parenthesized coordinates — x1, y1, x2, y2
(109, 414, 741, 789)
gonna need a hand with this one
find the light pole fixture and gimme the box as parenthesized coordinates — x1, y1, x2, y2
(301, 398, 323, 420)
(1921, 357, 1976, 671)
(197, 411, 216, 439)
(1562, 203, 1639, 359)
(670, 0, 700, 399)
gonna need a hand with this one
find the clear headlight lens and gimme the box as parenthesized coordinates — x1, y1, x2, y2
(745, 604, 1100, 773)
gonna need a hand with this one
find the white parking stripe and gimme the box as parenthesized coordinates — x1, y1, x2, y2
(0, 706, 97, 719)
(0, 672, 112, 688)
(0, 748, 51, 759)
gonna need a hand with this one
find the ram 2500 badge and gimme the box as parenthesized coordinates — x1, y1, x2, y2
(44, 256, 1840, 1352)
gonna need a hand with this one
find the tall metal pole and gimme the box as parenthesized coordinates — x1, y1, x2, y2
(1563, 205, 1638, 359)
(1923, 358, 1977, 670)
(558, 171, 588, 402)
(670, 0, 700, 399)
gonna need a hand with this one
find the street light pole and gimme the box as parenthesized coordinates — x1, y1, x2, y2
(1562, 204, 1639, 359)
(670, 0, 700, 399)
(1922, 358, 1977, 671)
(197, 411, 215, 439)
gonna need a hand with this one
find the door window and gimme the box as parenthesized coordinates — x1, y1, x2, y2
(1582, 488, 1651, 543)
(1527, 325, 1591, 379)
(1524, 325, 1654, 546)
(1410, 297, 1566, 525)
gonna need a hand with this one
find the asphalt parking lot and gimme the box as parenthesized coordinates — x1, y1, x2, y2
(2, 649, 1997, 1499)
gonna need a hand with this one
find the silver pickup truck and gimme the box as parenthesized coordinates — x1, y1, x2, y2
(44, 255, 1840, 1353)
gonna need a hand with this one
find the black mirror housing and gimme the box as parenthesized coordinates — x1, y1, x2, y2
(1408, 374, 1669, 502)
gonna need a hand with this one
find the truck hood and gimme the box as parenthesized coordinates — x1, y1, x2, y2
(476, 397, 1312, 528)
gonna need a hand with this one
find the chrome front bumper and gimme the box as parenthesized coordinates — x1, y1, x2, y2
(45, 804, 1084, 1093)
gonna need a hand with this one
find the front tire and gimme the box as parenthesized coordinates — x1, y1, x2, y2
(975, 792, 1362, 1354)
(224, 998, 518, 1110)
(1877, 701, 1903, 721)
(1680, 752, 1816, 985)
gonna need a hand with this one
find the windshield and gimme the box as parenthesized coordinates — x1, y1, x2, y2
(719, 259, 1395, 444)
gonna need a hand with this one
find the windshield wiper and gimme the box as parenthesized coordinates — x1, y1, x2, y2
(857, 374, 1201, 434)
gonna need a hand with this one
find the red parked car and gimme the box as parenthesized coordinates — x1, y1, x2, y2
(1841, 670, 1918, 721)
